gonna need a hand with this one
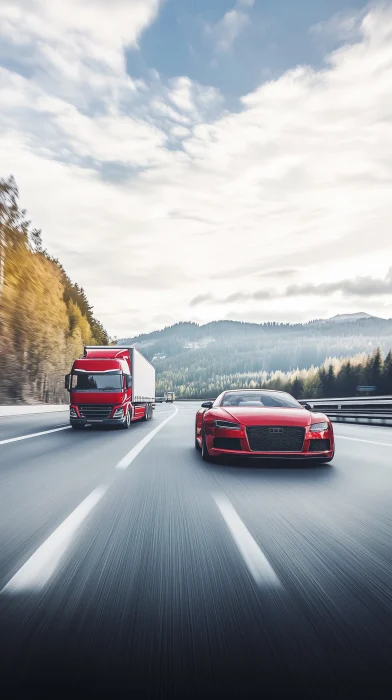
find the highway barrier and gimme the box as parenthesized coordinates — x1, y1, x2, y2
(176, 396, 392, 427)
(299, 396, 392, 426)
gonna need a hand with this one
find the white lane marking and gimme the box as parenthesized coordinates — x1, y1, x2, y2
(1, 485, 107, 594)
(213, 493, 280, 587)
(116, 406, 178, 469)
(0, 426, 71, 445)
(336, 435, 392, 447)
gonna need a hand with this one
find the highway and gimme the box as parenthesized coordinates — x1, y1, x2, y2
(1, 403, 392, 698)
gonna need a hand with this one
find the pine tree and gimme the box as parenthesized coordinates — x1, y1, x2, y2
(383, 351, 392, 395)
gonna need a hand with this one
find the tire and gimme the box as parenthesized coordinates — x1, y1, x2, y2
(201, 423, 212, 462)
(195, 419, 201, 450)
(122, 408, 131, 429)
(143, 404, 152, 421)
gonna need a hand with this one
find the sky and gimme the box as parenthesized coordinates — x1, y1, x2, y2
(1, 0, 392, 338)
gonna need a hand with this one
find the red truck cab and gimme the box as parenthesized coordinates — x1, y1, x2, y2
(65, 346, 155, 430)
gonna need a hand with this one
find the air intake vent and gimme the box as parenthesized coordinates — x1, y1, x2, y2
(309, 439, 331, 452)
(213, 437, 242, 450)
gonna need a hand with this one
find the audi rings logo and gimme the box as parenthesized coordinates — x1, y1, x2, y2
(269, 427, 283, 434)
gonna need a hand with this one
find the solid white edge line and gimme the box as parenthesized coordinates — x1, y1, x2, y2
(213, 493, 280, 587)
(116, 406, 178, 469)
(0, 426, 71, 445)
(1, 485, 107, 593)
(336, 435, 392, 447)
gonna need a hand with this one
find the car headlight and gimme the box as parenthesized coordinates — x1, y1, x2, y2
(213, 420, 241, 430)
(310, 421, 329, 432)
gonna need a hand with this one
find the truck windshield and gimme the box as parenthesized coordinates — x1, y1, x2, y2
(71, 372, 123, 391)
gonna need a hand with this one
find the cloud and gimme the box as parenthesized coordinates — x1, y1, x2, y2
(285, 268, 392, 298)
(190, 293, 215, 307)
(257, 268, 297, 279)
(309, 7, 367, 43)
(191, 268, 392, 307)
(1, 3, 392, 335)
(205, 0, 254, 53)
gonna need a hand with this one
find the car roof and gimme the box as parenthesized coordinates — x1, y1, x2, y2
(222, 389, 288, 394)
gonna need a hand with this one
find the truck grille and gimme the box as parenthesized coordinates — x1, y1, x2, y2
(78, 405, 113, 421)
(246, 426, 305, 452)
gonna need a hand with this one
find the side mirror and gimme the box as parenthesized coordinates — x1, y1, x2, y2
(125, 375, 132, 389)
(304, 402, 313, 411)
(201, 401, 213, 409)
(64, 374, 70, 392)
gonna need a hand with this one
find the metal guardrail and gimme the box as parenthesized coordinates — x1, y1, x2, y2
(299, 396, 392, 427)
(173, 396, 392, 427)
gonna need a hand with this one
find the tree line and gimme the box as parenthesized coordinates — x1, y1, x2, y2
(155, 348, 392, 399)
(0, 176, 109, 404)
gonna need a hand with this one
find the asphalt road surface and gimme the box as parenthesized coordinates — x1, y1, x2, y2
(1, 403, 392, 698)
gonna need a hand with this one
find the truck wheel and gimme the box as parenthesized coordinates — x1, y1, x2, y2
(143, 405, 152, 421)
(122, 408, 131, 429)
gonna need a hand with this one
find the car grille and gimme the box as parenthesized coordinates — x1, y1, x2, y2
(309, 439, 331, 452)
(78, 405, 113, 420)
(246, 426, 305, 452)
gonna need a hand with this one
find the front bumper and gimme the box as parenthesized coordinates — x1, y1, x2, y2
(70, 417, 126, 427)
(203, 425, 334, 459)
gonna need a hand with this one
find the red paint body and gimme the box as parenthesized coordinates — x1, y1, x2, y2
(66, 346, 155, 429)
(195, 390, 335, 461)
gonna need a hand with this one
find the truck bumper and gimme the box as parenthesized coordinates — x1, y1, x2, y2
(70, 417, 126, 428)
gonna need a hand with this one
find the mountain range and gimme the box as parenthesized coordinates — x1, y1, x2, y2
(117, 313, 392, 396)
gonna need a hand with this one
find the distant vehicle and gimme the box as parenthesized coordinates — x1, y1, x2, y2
(155, 396, 165, 403)
(166, 391, 175, 403)
(65, 346, 155, 430)
(195, 389, 334, 463)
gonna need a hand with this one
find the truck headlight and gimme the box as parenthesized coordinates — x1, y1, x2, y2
(113, 407, 125, 418)
(70, 407, 77, 418)
(310, 422, 329, 432)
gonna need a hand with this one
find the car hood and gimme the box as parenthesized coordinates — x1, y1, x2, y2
(217, 407, 312, 427)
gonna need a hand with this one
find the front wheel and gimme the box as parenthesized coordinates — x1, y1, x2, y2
(122, 408, 131, 429)
(201, 424, 212, 462)
(195, 419, 201, 450)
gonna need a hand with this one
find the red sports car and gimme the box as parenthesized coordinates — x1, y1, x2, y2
(195, 389, 334, 463)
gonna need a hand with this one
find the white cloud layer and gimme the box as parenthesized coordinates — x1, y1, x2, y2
(1, 3, 392, 336)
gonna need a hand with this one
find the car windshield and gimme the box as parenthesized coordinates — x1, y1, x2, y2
(220, 391, 302, 408)
(71, 371, 123, 391)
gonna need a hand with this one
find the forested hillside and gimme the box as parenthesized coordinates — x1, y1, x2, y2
(0, 176, 108, 404)
(119, 316, 392, 398)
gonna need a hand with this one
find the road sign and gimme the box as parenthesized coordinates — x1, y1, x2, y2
(356, 386, 377, 392)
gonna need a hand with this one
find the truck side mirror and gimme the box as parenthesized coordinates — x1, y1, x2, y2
(64, 374, 70, 391)
(125, 375, 132, 389)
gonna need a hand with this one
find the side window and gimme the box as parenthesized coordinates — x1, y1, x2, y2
(213, 392, 224, 407)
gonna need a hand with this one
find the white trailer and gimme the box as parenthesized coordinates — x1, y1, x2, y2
(131, 347, 155, 403)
